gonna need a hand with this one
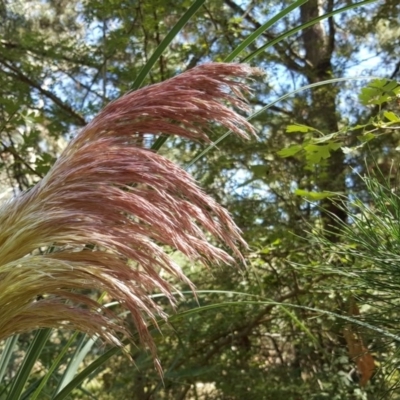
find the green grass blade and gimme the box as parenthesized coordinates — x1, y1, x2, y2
(131, 0, 205, 91)
(130, 0, 206, 151)
(53, 334, 98, 397)
(278, 305, 318, 344)
(168, 299, 400, 342)
(54, 295, 113, 396)
(7, 329, 51, 400)
(143, 1, 376, 154)
(224, 0, 308, 62)
(28, 333, 78, 400)
(187, 75, 382, 166)
(20, 378, 43, 400)
(241, 0, 378, 63)
(51, 346, 123, 400)
(51, 299, 120, 398)
(0, 335, 19, 385)
(37, 288, 400, 400)
(53, 333, 87, 395)
(151, 135, 169, 151)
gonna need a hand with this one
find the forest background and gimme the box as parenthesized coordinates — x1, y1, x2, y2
(1, 0, 400, 399)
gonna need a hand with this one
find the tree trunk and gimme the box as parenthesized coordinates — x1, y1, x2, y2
(301, 0, 347, 238)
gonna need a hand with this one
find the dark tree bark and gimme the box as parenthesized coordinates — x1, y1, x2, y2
(301, 0, 347, 237)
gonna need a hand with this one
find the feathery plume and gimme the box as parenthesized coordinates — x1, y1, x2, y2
(0, 63, 259, 361)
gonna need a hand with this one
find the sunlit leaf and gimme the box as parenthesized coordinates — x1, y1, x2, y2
(294, 189, 336, 200)
(358, 132, 376, 143)
(359, 79, 400, 106)
(277, 145, 302, 157)
(306, 142, 342, 163)
(286, 123, 313, 133)
(384, 111, 400, 122)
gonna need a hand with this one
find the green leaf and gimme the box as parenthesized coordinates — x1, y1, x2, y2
(286, 124, 313, 133)
(304, 143, 341, 163)
(359, 79, 400, 106)
(358, 132, 376, 143)
(294, 189, 336, 200)
(304, 144, 330, 162)
(382, 80, 399, 92)
(384, 111, 400, 122)
(329, 142, 343, 151)
(359, 87, 389, 105)
(277, 145, 302, 158)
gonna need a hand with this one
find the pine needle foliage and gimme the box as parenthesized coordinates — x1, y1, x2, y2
(318, 170, 400, 304)
(313, 168, 400, 394)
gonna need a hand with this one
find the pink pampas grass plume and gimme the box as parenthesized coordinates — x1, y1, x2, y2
(0, 63, 259, 364)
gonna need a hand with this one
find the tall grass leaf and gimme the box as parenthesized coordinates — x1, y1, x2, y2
(53, 334, 96, 396)
(0, 335, 19, 385)
(135, 0, 207, 151)
(241, 0, 378, 63)
(29, 333, 78, 400)
(225, 0, 308, 62)
(132, 0, 205, 91)
(51, 346, 123, 400)
(7, 329, 51, 400)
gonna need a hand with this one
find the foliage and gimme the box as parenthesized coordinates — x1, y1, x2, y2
(1, 0, 400, 399)
(309, 170, 400, 398)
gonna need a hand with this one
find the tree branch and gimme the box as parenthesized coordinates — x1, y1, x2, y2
(223, 0, 306, 74)
(0, 57, 86, 126)
(0, 141, 43, 179)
